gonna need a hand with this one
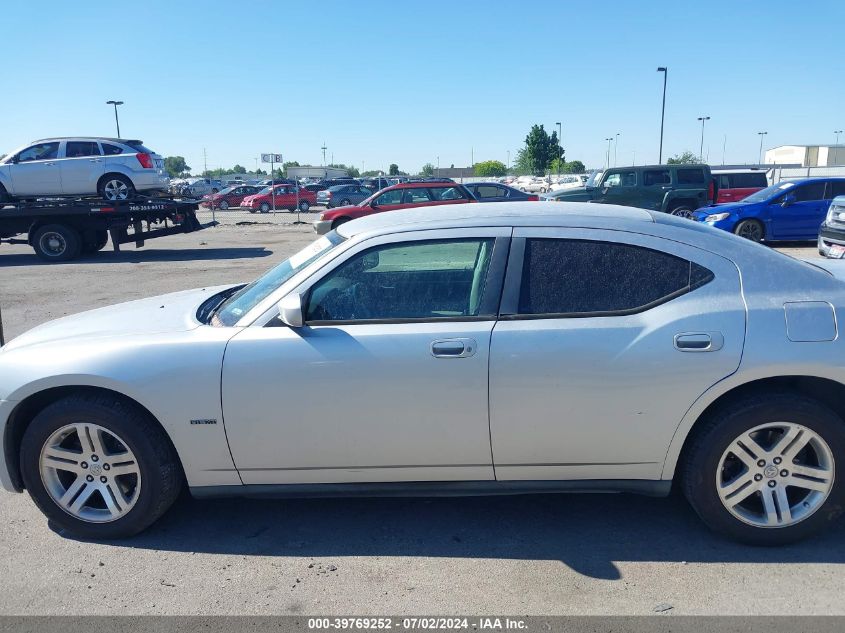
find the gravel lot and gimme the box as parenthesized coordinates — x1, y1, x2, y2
(0, 219, 842, 616)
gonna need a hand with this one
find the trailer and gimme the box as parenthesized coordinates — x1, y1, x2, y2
(0, 195, 216, 262)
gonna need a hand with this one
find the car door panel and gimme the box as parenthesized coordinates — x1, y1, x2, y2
(59, 141, 104, 195)
(488, 227, 746, 481)
(8, 142, 62, 195)
(222, 228, 510, 485)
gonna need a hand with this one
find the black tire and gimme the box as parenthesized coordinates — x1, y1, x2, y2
(681, 394, 845, 545)
(669, 205, 694, 219)
(339, 199, 351, 206)
(332, 217, 351, 230)
(32, 224, 82, 262)
(218, 200, 229, 210)
(298, 200, 310, 213)
(97, 174, 136, 201)
(734, 219, 765, 242)
(260, 202, 271, 213)
(0, 182, 11, 204)
(19, 393, 182, 539)
(82, 230, 109, 254)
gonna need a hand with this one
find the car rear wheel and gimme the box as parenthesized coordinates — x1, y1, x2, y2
(0, 183, 11, 204)
(260, 202, 271, 213)
(218, 200, 229, 210)
(340, 198, 351, 206)
(98, 175, 135, 201)
(682, 394, 845, 545)
(32, 224, 82, 262)
(298, 200, 310, 212)
(82, 230, 109, 254)
(19, 393, 182, 539)
(734, 219, 764, 242)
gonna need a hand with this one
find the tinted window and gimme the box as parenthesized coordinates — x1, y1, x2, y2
(677, 168, 705, 184)
(101, 143, 124, 155)
(476, 185, 504, 199)
(17, 142, 59, 162)
(643, 169, 671, 186)
(402, 188, 433, 203)
(430, 186, 467, 201)
(124, 141, 154, 153)
(791, 182, 826, 202)
(375, 189, 403, 205)
(65, 141, 101, 157)
(828, 182, 845, 198)
(306, 239, 495, 321)
(729, 173, 767, 188)
(517, 239, 713, 316)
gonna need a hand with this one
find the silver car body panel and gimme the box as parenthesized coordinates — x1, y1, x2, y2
(2, 202, 845, 495)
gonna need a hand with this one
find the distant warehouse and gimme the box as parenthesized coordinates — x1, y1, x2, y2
(764, 144, 845, 167)
(287, 166, 349, 180)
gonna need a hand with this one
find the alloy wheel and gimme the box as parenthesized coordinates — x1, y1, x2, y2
(103, 180, 130, 201)
(737, 222, 763, 241)
(716, 422, 834, 528)
(39, 423, 142, 523)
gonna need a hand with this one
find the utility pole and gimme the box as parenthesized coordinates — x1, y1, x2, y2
(321, 143, 327, 166)
(106, 100, 123, 137)
(436, 156, 440, 177)
(203, 148, 208, 175)
(722, 135, 727, 165)
(836, 130, 843, 145)
(757, 131, 768, 164)
(656, 67, 667, 163)
(556, 121, 562, 179)
(605, 137, 613, 170)
(507, 150, 510, 173)
(614, 133, 620, 167)
(697, 116, 710, 163)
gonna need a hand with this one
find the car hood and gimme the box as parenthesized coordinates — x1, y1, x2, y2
(1, 285, 235, 353)
(693, 201, 752, 218)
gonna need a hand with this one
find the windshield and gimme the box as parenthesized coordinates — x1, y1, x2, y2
(741, 181, 793, 203)
(585, 171, 603, 187)
(213, 232, 346, 326)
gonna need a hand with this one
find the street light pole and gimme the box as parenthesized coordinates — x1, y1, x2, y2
(556, 121, 562, 179)
(321, 143, 327, 167)
(506, 150, 510, 173)
(757, 131, 768, 164)
(605, 137, 613, 170)
(697, 116, 710, 163)
(657, 67, 667, 164)
(106, 100, 123, 137)
(436, 156, 440, 178)
(836, 130, 843, 145)
(614, 133, 620, 167)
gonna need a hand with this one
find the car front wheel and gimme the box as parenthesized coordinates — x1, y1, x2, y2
(682, 394, 844, 545)
(734, 219, 764, 242)
(19, 394, 182, 539)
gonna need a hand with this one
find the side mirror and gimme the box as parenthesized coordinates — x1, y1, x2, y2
(781, 193, 796, 207)
(370, 199, 379, 209)
(277, 293, 304, 328)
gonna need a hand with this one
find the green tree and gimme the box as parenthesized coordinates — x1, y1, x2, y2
(521, 124, 562, 175)
(164, 156, 190, 178)
(667, 151, 700, 164)
(361, 170, 382, 177)
(254, 168, 267, 175)
(231, 164, 247, 174)
(566, 160, 586, 174)
(421, 163, 435, 177)
(474, 160, 507, 177)
(389, 163, 400, 176)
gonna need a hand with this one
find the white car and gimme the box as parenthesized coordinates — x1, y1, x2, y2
(2, 202, 845, 545)
(550, 174, 588, 191)
(515, 176, 551, 193)
(0, 137, 169, 201)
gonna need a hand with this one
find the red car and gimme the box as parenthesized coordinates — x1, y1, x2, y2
(713, 169, 768, 204)
(313, 181, 476, 234)
(242, 184, 316, 213)
(201, 184, 262, 210)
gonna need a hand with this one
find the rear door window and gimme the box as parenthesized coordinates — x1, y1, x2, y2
(791, 182, 826, 202)
(476, 185, 504, 199)
(516, 238, 713, 316)
(643, 169, 671, 186)
(825, 181, 845, 199)
(65, 141, 101, 157)
(430, 186, 467, 201)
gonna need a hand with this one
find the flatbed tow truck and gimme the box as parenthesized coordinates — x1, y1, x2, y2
(0, 195, 216, 262)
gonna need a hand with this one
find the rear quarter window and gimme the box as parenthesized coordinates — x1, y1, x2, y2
(676, 168, 706, 185)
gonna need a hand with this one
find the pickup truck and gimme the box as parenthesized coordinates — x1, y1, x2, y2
(550, 164, 717, 217)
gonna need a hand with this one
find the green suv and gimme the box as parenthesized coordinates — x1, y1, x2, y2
(551, 164, 717, 216)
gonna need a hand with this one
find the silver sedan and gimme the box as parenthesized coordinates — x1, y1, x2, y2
(1, 202, 844, 544)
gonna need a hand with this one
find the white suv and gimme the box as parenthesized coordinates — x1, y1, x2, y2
(0, 137, 170, 201)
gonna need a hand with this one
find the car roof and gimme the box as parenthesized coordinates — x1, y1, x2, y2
(32, 137, 143, 144)
(338, 201, 653, 238)
(380, 181, 463, 191)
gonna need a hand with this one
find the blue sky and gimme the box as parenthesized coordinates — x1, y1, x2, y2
(3, 0, 844, 173)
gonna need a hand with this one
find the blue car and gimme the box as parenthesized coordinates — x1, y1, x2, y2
(694, 177, 845, 242)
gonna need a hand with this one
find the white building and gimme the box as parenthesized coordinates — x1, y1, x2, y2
(286, 166, 349, 180)
(764, 145, 845, 167)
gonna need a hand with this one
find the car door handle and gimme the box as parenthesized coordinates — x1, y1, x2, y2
(674, 332, 724, 352)
(89, 158, 102, 162)
(44, 162, 55, 166)
(431, 338, 476, 358)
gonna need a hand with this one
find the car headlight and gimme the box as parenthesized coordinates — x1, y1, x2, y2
(704, 212, 730, 222)
(319, 213, 326, 220)
(827, 205, 845, 223)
